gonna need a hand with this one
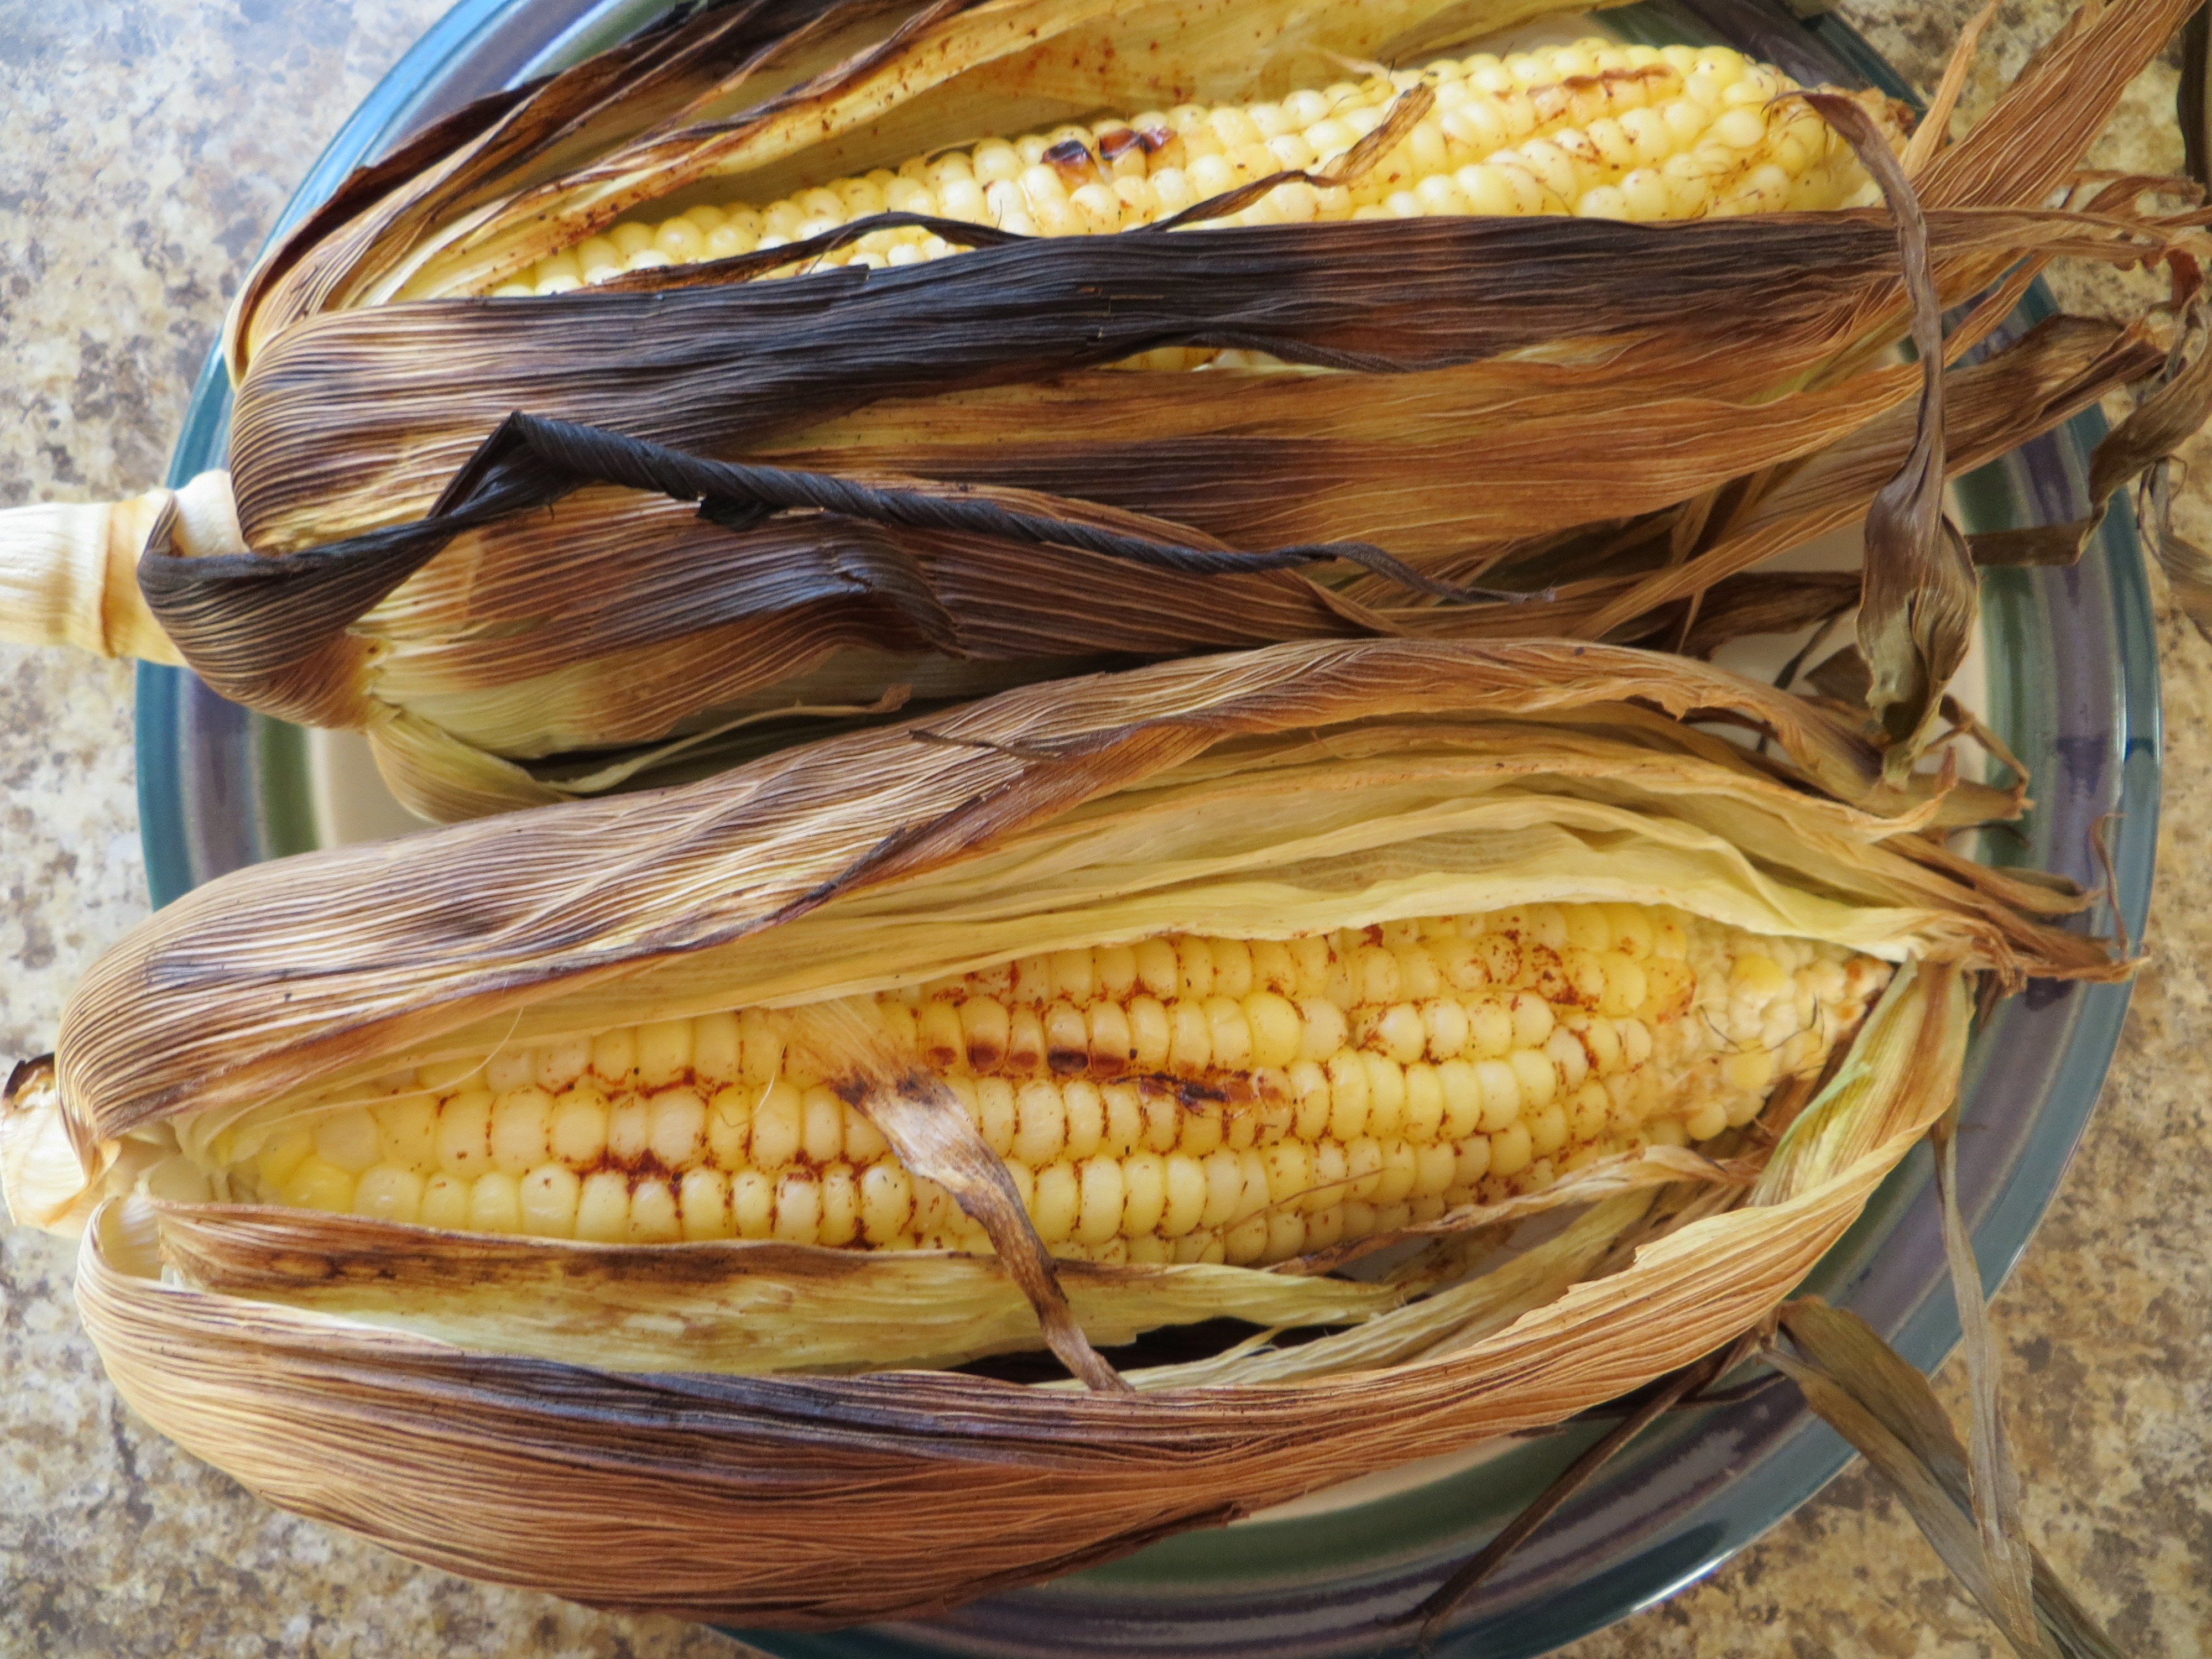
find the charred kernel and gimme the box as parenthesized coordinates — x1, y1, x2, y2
(1006, 1005, 1047, 1072)
(1045, 1001, 1091, 1073)
(960, 998, 1010, 1071)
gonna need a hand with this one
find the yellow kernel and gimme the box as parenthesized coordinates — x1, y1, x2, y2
(1372, 1139, 1419, 1204)
(1343, 1136, 1385, 1203)
(1167, 999, 1212, 1071)
(1132, 938, 1178, 998)
(1075, 1157, 1126, 1245)
(1507, 1048, 1559, 1112)
(1286, 1061, 1331, 1140)
(1684, 1100, 1730, 1142)
(1031, 1161, 1081, 1243)
(1014, 1081, 1068, 1166)
(1175, 937, 1217, 999)
(1725, 1049, 1779, 1094)
(748, 1082, 803, 1168)
(1489, 1121, 1534, 1178)
(1100, 1083, 1145, 1156)
(1005, 1005, 1046, 1073)
(1310, 1140, 1350, 1213)
(860, 1162, 914, 1241)
(519, 1163, 582, 1236)
(1194, 1149, 1242, 1228)
(468, 1171, 524, 1235)
(1121, 1151, 1168, 1236)
(635, 1019, 692, 1088)
(485, 1050, 535, 1094)
(844, 1103, 890, 1164)
(797, 1086, 843, 1164)
(1140, 1086, 1180, 1153)
(1063, 1081, 1106, 1159)
(605, 1093, 650, 1167)
(1128, 995, 1172, 1068)
(1090, 944, 1138, 1000)
(1473, 1058, 1522, 1133)
(705, 1085, 751, 1168)
(418, 1172, 469, 1231)
(1527, 1102, 1570, 1158)
(1178, 1100, 1224, 1157)
(1010, 954, 1054, 1007)
(313, 1107, 381, 1175)
(1295, 997, 1349, 1063)
(672, 1167, 730, 1240)
(1263, 1139, 1314, 1210)
(589, 1029, 636, 1085)
(1579, 1016, 1625, 1076)
(1325, 1051, 1370, 1139)
(960, 1079, 1013, 1159)
(817, 1164, 861, 1247)
(691, 1011, 740, 1082)
(1205, 996, 1254, 1071)
(1243, 992, 1302, 1067)
(1710, 107, 1767, 150)
(433, 1091, 495, 1177)
(1437, 1060, 1483, 1139)
(1352, 946, 1401, 1004)
(727, 1169, 773, 1238)
(1413, 1141, 1459, 1198)
(1161, 1154, 1207, 1235)
(1402, 1063, 1445, 1145)
(352, 1165, 424, 1224)
(1465, 994, 1516, 1058)
(959, 997, 1011, 1072)
(1733, 954, 1792, 999)
(772, 1172, 823, 1242)
(1363, 1053, 1407, 1140)
(254, 1126, 314, 1191)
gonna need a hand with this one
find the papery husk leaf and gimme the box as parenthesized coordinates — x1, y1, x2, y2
(1773, 1300, 2126, 1659)
(142, 1198, 1402, 1376)
(216, 207, 2198, 560)
(140, 296, 2167, 768)
(1800, 92, 1977, 771)
(65, 958, 1986, 1625)
(1971, 305, 2212, 569)
(1579, 312, 2159, 639)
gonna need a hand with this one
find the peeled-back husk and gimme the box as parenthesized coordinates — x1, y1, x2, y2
(6, 639, 2117, 1625)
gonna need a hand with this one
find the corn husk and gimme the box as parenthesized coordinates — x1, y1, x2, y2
(0, 0, 2203, 820)
(1, 638, 2118, 1624)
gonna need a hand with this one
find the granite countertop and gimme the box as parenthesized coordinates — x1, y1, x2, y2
(3, 3, 2207, 1654)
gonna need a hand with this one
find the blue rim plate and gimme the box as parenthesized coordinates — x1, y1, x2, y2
(137, 5, 2159, 1653)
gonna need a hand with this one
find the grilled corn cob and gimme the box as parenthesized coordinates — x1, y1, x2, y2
(211, 905, 1887, 1265)
(2, 637, 2127, 1627)
(506, 41, 1876, 311)
(1, 0, 2187, 826)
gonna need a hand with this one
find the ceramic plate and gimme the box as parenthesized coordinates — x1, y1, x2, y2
(135, 3, 2158, 1652)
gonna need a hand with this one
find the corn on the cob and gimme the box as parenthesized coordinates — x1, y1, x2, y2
(211, 904, 1885, 1267)
(504, 41, 1875, 310)
(5, 636, 2128, 1626)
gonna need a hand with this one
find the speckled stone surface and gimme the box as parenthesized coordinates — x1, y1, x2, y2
(1, 2, 2205, 1655)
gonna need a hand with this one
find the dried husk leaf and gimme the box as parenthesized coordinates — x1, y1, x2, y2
(2, 639, 2123, 1624)
(1773, 1300, 2127, 1659)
